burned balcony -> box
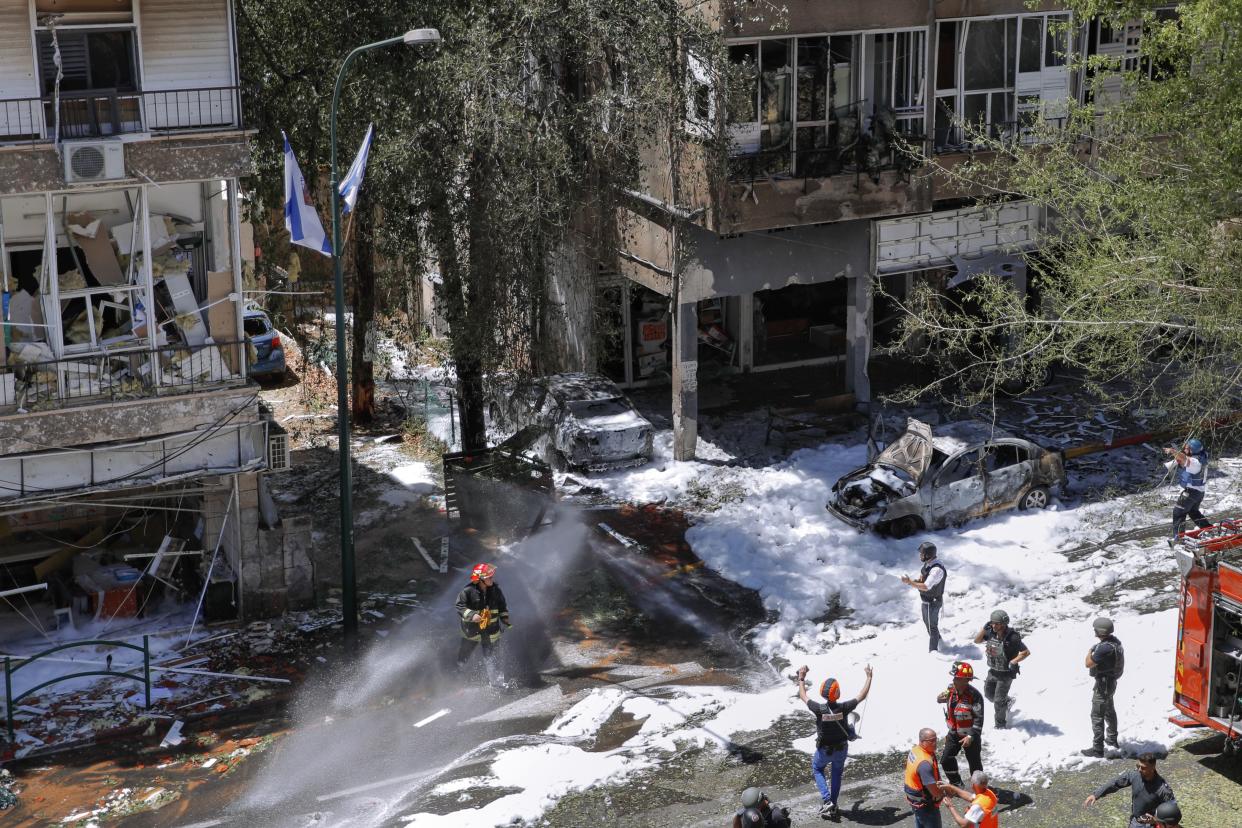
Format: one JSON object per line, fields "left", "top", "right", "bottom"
{"left": 0, "top": 86, "right": 243, "bottom": 145}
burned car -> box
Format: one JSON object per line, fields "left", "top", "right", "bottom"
{"left": 827, "top": 418, "right": 1066, "bottom": 537}
{"left": 489, "top": 373, "right": 654, "bottom": 472}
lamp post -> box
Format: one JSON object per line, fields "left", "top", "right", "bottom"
{"left": 329, "top": 27, "right": 441, "bottom": 648}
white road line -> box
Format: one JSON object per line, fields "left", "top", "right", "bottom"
{"left": 315, "top": 770, "right": 433, "bottom": 802}
{"left": 414, "top": 708, "right": 451, "bottom": 728}
{"left": 175, "top": 820, "right": 228, "bottom": 828}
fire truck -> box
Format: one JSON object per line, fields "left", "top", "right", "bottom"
{"left": 1170, "top": 520, "right": 1242, "bottom": 753}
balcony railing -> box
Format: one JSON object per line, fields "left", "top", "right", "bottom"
{"left": 729, "top": 102, "right": 926, "bottom": 186}
{"left": 1, "top": 339, "right": 249, "bottom": 414}
{"left": 0, "top": 86, "right": 242, "bottom": 145}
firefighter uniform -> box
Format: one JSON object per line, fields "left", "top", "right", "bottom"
{"left": 938, "top": 683, "right": 985, "bottom": 787}
{"left": 904, "top": 743, "right": 943, "bottom": 828}
{"left": 1089, "top": 631, "right": 1125, "bottom": 753}
{"left": 455, "top": 578, "right": 510, "bottom": 668}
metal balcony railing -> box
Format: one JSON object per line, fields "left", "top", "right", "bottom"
{"left": 728, "top": 102, "right": 926, "bottom": 186}
{"left": 1, "top": 339, "right": 249, "bottom": 413}
{"left": 0, "top": 86, "right": 242, "bottom": 144}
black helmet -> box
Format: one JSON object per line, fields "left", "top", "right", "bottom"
{"left": 990, "top": 609, "right": 1010, "bottom": 625}
{"left": 918, "top": 542, "right": 937, "bottom": 560}
{"left": 741, "top": 787, "right": 764, "bottom": 808}
{"left": 1093, "top": 617, "right": 1114, "bottom": 635}
{"left": 1154, "top": 801, "right": 1182, "bottom": 824}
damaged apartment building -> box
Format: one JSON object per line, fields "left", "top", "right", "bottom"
{"left": 595, "top": 0, "right": 1163, "bottom": 459}
{"left": 0, "top": 0, "right": 308, "bottom": 649}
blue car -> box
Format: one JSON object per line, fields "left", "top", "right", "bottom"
{"left": 244, "top": 308, "right": 286, "bottom": 380}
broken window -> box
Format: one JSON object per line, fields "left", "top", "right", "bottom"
{"left": 36, "top": 30, "right": 138, "bottom": 95}
{"left": 934, "top": 12, "right": 1074, "bottom": 151}
{"left": 729, "top": 28, "right": 926, "bottom": 180}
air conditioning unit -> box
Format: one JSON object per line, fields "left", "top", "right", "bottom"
{"left": 62, "top": 140, "right": 126, "bottom": 184}
{"left": 266, "top": 422, "right": 291, "bottom": 472}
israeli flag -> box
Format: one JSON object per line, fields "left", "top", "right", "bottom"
{"left": 338, "top": 123, "right": 374, "bottom": 215}
{"left": 283, "top": 131, "right": 332, "bottom": 256}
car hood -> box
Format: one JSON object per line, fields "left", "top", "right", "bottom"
{"left": 874, "top": 418, "right": 934, "bottom": 486}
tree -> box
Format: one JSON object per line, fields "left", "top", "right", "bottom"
{"left": 890, "top": 0, "right": 1242, "bottom": 428}
{"left": 238, "top": 0, "right": 730, "bottom": 449}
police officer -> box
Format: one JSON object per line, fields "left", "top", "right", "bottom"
{"left": 1083, "top": 752, "right": 1175, "bottom": 827}
{"left": 973, "top": 610, "right": 1029, "bottom": 729}
{"left": 1164, "top": 437, "right": 1211, "bottom": 542}
{"left": 937, "top": 661, "right": 985, "bottom": 787}
{"left": 455, "top": 563, "right": 512, "bottom": 687}
{"left": 902, "top": 542, "right": 947, "bottom": 652}
{"left": 1082, "top": 616, "right": 1124, "bottom": 757}
{"left": 732, "top": 787, "right": 792, "bottom": 828}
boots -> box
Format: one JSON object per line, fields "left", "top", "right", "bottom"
{"left": 1080, "top": 746, "right": 1104, "bottom": 758}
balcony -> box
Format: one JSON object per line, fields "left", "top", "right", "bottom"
{"left": 0, "top": 86, "right": 242, "bottom": 146}
{"left": 2, "top": 338, "right": 249, "bottom": 416}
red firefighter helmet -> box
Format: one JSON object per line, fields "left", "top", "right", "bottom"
{"left": 820, "top": 678, "right": 842, "bottom": 702}
{"left": 951, "top": 661, "right": 975, "bottom": 680}
{"left": 471, "top": 563, "right": 497, "bottom": 583}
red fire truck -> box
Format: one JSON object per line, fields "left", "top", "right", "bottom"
{"left": 1170, "top": 520, "right": 1242, "bottom": 753}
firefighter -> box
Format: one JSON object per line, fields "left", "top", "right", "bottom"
{"left": 731, "top": 787, "right": 792, "bottom": 828}
{"left": 942, "top": 770, "right": 999, "bottom": 828}
{"left": 1164, "top": 438, "right": 1211, "bottom": 543}
{"left": 797, "top": 663, "right": 873, "bottom": 820}
{"left": 1082, "top": 616, "right": 1125, "bottom": 757}
{"left": 937, "top": 661, "right": 985, "bottom": 787}
{"left": 904, "top": 727, "right": 948, "bottom": 828}
{"left": 972, "top": 610, "right": 1029, "bottom": 729}
{"left": 1153, "top": 801, "right": 1183, "bottom": 827}
{"left": 1083, "top": 752, "right": 1176, "bottom": 827}
{"left": 454, "top": 563, "right": 511, "bottom": 686}
{"left": 901, "top": 542, "right": 946, "bottom": 652}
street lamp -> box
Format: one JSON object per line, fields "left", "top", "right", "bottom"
{"left": 329, "top": 27, "right": 441, "bottom": 649}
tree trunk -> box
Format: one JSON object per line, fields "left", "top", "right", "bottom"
{"left": 455, "top": 356, "right": 487, "bottom": 452}
{"left": 350, "top": 192, "right": 376, "bottom": 424}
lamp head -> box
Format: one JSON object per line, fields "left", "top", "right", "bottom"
{"left": 403, "top": 28, "right": 441, "bottom": 46}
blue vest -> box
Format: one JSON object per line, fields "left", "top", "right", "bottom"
{"left": 1178, "top": 450, "right": 1208, "bottom": 489}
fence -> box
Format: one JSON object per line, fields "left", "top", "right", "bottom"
{"left": 4, "top": 637, "right": 151, "bottom": 742}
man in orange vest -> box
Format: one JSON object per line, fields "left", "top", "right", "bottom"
{"left": 904, "top": 727, "right": 948, "bottom": 828}
{"left": 943, "top": 770, "right": 999, "bottom": 827}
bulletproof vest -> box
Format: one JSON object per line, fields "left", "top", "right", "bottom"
{"left": 1090, "top": 635, "right": 1124, "bottom": 679}
{"left": 920, "top": 560, "right": 946, "bottom": 602}
{"left": 985, "top": 630, "right": 1018, "bottom": 674}
{"left": 1178, "top": 449, "right": 1208, "bottom": 488}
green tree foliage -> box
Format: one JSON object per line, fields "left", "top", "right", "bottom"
{"left": 891, "top": 0, "right": 1242, "bottom": 426}
{"left": 237, "top": 0, "right": 727, "bottom": 448}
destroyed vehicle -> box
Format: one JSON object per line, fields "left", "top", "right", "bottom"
{"left": 827, "top": 418, "right": 1066, "bottom": 537}
{"left": 244, "top": 309, "right": 285, "bottom": 380}
{"left": 489, "top": 373, "right": 654, "bottom": 471}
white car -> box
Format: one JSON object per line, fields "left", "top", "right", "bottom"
{"left": 489, "top": 373, "right": 654, "bottom": 472}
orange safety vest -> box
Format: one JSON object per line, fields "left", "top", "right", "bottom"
{"left": 944, "top": 688, "right": 978, "bottom": 733}
{"left": 966, "top": 788, "right": 999, "bottom": 828}
{"left": 903, "top": 744, "right": 941, "bottom": 808}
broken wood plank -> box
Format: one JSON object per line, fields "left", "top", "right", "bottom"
{"left": 412, "top": 537, "right": 439, "bottom": 572}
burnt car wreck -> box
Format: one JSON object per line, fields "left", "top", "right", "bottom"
{"left": 827, "top": 418, "right": 1067, "bottom": 537}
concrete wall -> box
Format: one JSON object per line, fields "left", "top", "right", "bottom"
{"left": 0, "top": 133, "right": 253, "bottom": 197}
{"left": 541, "top": 236, "right": 596, "bottom": 373}
{"left": 0, "top": 386, "right": 258, "bottom": 455}
{"left": 680, "top": 219, "right": 871, "bottom": 302}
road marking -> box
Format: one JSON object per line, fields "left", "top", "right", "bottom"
{"left": 414, "top": 708, "right": 450, "bottom": 728}
{"left": 176, "top": 820, "right": 228, "bottom": 828}
{"left": 315, "top": 770, "right": 433, "bottom": 802}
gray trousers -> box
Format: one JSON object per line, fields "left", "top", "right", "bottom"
{"left": 984, "top": 674, "right": 1014, "bottom": 728}
{"left": 921, "top": 600, "right": 942, "bottom": 651}
{"left": 1091, "top": 676, "right": 1119, "bottom": 749}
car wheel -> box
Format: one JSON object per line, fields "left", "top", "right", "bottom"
{"left": 885, "top": 516, "right": 923, "bottom": 539}
{"left": 1020, "top": 486, "right": 1049, "bottom": 510}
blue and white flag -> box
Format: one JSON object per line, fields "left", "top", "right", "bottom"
{"left": 338, "top": 123, "right": 374, "bottom": 215}
{"left": 283, "top": 131, "right": 332, "bottom": 256}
